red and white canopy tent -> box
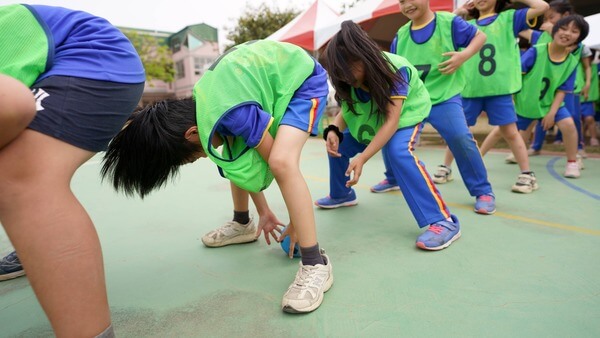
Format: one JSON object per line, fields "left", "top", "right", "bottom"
{"left": 266, "top": 0, "right": 340, "bottom": 52}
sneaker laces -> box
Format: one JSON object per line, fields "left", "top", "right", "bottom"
{"left": 207, "top": 221, "right": 245, "bottom": 238}
{"left": 427, "top": 225, "right": 444, "bottom": 234}
{"left": 0, "top": 252, "right": 21, "bottom": 268}
{"left": 478, "top": 195, "right": 493, "bottom": 202}
{"left": 516, "top": 174, "right": 534, "bottom": 186}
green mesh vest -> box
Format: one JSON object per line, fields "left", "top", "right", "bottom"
{"left": 194, "top": 40, "right": 315, "bottom": 192}
{"left": 0, "top": 4, "right": 49, "bottom": 86}
{"left": 342, "top": 52, "right": 431, "bottom": 145}
{"left": 462, "top": 10, "right": 522, "bottom": 98}
{"left": 572, "top": 45, "right": 585, "bottom": 94}
{"left": 394, "top": 12, "right": 465, "bottom": 105}
{"left": 581, "top": 63, "right": 599, "bottom": 103}
{"left": 514, "top": 43, "right": 578, "bottom": 119}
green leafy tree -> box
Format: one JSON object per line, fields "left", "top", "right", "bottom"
{"left": 340, "top": 0, "right": 365, "bottom": 14}
{"left": 124, "top": 31, "right": 175, "bottom": 83}
{"left": 224, "top": 3, "right": 299, "bottom": 51}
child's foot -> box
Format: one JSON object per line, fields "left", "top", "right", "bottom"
{"left": 0, "top": 251, "right": 26, "bottom": 281}
{"left": 590, "top": 138, "right": 599, "bottom": 147}
{"left": 201, "top": 219, "right": 257, "bottom": 247}
{"left": 511, "top": 172, "right": 539, "bottom": 194}
{"left": 474, "top": 194, "right": 496, "bottom": 215}
{"left": 577, "top": 154, "right": 585, "bottom": 170}
{"left": 564, "top": 162, "right": 580, "bottom": 178}
{"left": 416, "top": 215, "right": 461, "bottom": 251}
{"left": 505, "top": 153, "right": 518, "bottom": 164}
{"left": 432, "top": 165, "right": 453, "bottom": 184}
{"left": 370, "top": 179, "right": 400, "bottom": 193}
{"left": 314, "top": 190, "right": 358, "bottom": 209}
{"left": 527, "top": 148, "right": 541, "bottom": 156}
{"left": 282, "top": 250, "right": 333, "bottom": 313}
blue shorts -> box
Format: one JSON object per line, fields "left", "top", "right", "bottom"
{"left": 29, "top": 76, "right": 144, "bottom": 152}
{"left": 280, "top": 95, "right": 326, "bottom": 136}
{"left": 581, "top": 102, "right": 595, "bottom": 118}
{"left": 516, "top": 106, "right": 572, "bottom": 131}
{"left": 463, "top": 94, "right": 518, "bottom": 126}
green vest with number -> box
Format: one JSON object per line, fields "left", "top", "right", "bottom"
{"left": 582, "top": 63, "right": 599, "bottom": 103}
{"left": 194, "top": 40, "right": 316, "bottom": 192}
{"left": 462, "top": 10, "right": 522, "bottom": 98}
{"left": 342, "top": 53, "right": 431, "bottom": 145}
{"left": 393, "top": 12, "right": 465, "bottom": 105}
{"left": 514, "top": 44, "right": 578, "bottom": 119}
{"left": 0, "top": 4, "right": 49, "bottom": 86}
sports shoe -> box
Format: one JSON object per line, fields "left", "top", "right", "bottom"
{"left": 314, "top": 190, "right": 357, "bottom": 209}
{"left": 416, "top": 215, "right": 461, "bottom": 251}
{"left": 511, "top": 172, "right": 539, "bottom": 194}
{"left": 505, "top": 153, "right": 518, "bottom": 164}
{"left": 432, "top": 165, "right": 453, "bottom": 184}
{"left": 578, "top": 149, "right": 588, "bottom": 159}
{"left": 0, "top": 251, "right": 25, "bottom": 281}
{"left": 474, "top": 194, "right": 496, "bottom": 215}
{"left": 370, "top": 179, "right": 400, "bottom": 193}
{"left": 282, "top": 249, "right": 333, "bottom": 313}
{"left": 201, "top": 219, "right": 257, "bottom": 247}
{"left": 576, "top": 154, "right": 585, "bottom": 170}
{"left": 527, "top": 148, "right": 541, "bottom": 156}
{"left": 590, "top": 138, "right": 599, "bottom": 147}
{"left": 564, "top": 162, "right": 580, "bottom": 178}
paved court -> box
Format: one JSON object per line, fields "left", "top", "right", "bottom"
{"left": 1, "top": 138, "right": 599, "bottom": 337}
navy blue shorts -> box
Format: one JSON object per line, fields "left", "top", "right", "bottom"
{"left": 29, "top": 76, "right": 144, "bottom": 152}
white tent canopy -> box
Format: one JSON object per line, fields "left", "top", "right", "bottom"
{"left": 583, "top": 13, "right": 600, "bottom": 50}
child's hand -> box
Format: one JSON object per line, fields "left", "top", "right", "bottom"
{"left": 326, "top": 133, "right": 342, "bottom": 157}
{"left": 439, "top": 51, "right": 468, "bottom": 75}
{"left": 541, "top": 114, "right": 555, "bottom": 131}
{"left": 255, "top": 211, "right": 284, "bottom": 245}
{"left": 278, "top": 223, "right": 298, "bottom": 259}
{"left": 345, "top": 156, "right": 365, "bottom": 187}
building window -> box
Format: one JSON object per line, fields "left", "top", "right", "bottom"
{"left": 194, "top": 57, "right": 215, "bottom": 76}
{"left": 171, "top": 37, "right": 181, "bottom": 53}
{"left": 175, "top": 60, "right": 185, "bottom": 80}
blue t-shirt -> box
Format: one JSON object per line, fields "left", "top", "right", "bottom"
{"left": 477, "top": 8, "right": 530, "bottom": 37}
{"left": 216, "top": 61, "right": 328, "bottom": 148}
{"left": 390, "top": 14, "right": 477, "bottom": 52}
{"left": 521, "top": 47, "right": 576, "bottom": 91}
{"left": 28, "top": 4, "right": 145, "bottom": 84}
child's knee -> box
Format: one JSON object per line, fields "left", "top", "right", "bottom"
{"left": 0, "top": 75, "right": 36, "bottom": 128}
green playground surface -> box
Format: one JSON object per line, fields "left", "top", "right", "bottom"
{"left": 1, "top": 137, "right": 599, "bottom": 337}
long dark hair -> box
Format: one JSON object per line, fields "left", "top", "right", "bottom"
{"left": 468, "top": 0, "right": 512, "bottom": 19}
{"left": 322, "top": 20, "right": 402, "bottom": 119}
{"left": 101, "top": 98, "right": 200, "bottom": 198}
{"left": 549, "top": 0, "right": 574, "bottom": 15}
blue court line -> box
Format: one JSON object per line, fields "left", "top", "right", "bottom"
{"left": 546, "top": 157, "right": 600, "bottom": 201}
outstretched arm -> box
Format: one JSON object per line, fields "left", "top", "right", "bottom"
{"left": 515, "top": 0, "right": 549, "bottom": 21}
{"left": 439, "top": 30, "right": 486, "bottom": 75}
{"left": 248, "top": 191, "right": 285, "bottom": 245}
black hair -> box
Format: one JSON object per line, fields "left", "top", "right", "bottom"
{"left": 321, "top": 20, "right": 403, "bottom": 119}
{"left": 552, "top": 14, "right": 589, "bottom": 44}
{"left": 468, "top": 0, "right": 512, "bottom": 19}
{"left": 548, "top": 0, "right": 574, "bottom": 15}
{"left": 101, "top": 98, "right": 200, "bottom": 198}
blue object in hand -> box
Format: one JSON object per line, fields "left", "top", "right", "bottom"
{"left": 280, "top": 225, "right": 301, "bottom": 258}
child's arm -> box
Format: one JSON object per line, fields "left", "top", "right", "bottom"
{"left": 439, "top": 30, "right": 486, "bottom": 75}
{"left": 581, "top": 55, "right": 592, "bottom": 100}
{"left": 324, "top": 112, "right": 348, "bottom": 158}
{"left": 541, "top": 90, "right": 566, "bottom": 131}
{"left": 453, "top": 0, "right": 473, "bottom": 18}
{"left": 514, "top": 0, "right": 549, "bottom": 21}
{"left": 344, "top": 98, "right": 402, "bottom": 187}
{"left": 249, "top": 191, "right": 285, "bottom": 245}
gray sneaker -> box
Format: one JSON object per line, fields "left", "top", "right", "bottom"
{"left": 432, "top": 165, "right": 453, "bottom": 184}
{"left": 0, "top": 251, "right": 26, "bottom": 281}
{"left": 511, "top": 173, "right": 539, "bottom": 194}
{"left": 201, "top": 219, "right": 257, "bottom": 247}
{"left": 282, "top": 250, "right": 333, "bottom": 313}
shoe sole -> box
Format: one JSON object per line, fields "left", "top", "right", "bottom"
{"left": 201, "top": 233, "right": 257, "bottom": 248}
{"left": 370, "top": 187, "right": 400, "bottom": 193}
{"left": 0, "top": 270, "right": 26, "bottom": 281}
{"left": 511, "top": 183, "right": 539, "bottom": 194}
{"left": 432, "top": 176, "right": 453, "bottom": 184}
{"left": 474, "top": 208, "right": 496, "bottom": 215}
{"left": 314, "top": 200, "right": 358, "bottom": 209}
{"left": 282, "top": 273, "right": 334, "bottom": 314}
{"left": 416, "top": 231, "right": 461, "bottom": 251}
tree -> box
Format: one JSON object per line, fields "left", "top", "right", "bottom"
{"left": 124, "top": 31, "right": 175, "bottom": 83}
{"left": 224, "top": 3, "right": 299, "bottom": 51}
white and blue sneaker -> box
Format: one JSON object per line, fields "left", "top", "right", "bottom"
{"left": 370, "top": 179, "right": 400, "bottom": 193}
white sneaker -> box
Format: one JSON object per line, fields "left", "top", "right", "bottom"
{"left": 564, "top": 162, "right": 580, "bottom": 178}
{"left": 201, "top": 219, "right": 257, "bottom": 247}
{"left": 432, "top": 165, "right": 453, "bottom": 184}
{"left": 527, "top": 148, "right": 540, "bottom": 156}
{"left": 576, "top": 154, "right": 585, "bottom": 170}
{"left": 578, "top": 149, "right": 588, "bottom": 159}
{"left": 505, "top": 153, "right": 518, "bottom": 164}
{"left": 511, "top": 173, "right": 539, "bottom": 194}
{"left": 282, "top": 250, "right": 333, "bottom": 313}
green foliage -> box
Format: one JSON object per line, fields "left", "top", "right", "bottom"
{"left": 224, "top": 3, "right": 299, "bottom": 51}
{"left": 340, "top": 0, "right": 366, "bottom": 14}
{"left": 124, "top": 31, "right": 175, "bottom": 83}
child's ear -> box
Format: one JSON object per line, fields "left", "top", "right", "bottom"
{"left": 184, "top": 126, "right": 199, "bottom": 141}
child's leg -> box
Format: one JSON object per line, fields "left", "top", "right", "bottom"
{"left": 479, "top": 126, "right": 502, "bottom": 156}
{"left": 326, "top": 130, "right": 364, "bottom": 198}
{"left": 498, "top": 123, "right": 530, "bottom": 172}
{"left": 584, "top": 115, "right": 599, "bottom": 145}
{"left": 531, "top": 121, "right": 546, "bottom": 151}
{"left": 556, "top": 117, "right": 578, "bottom": 161}
{"left": 0, "top": 74, "right": 36, "bottom": 149}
